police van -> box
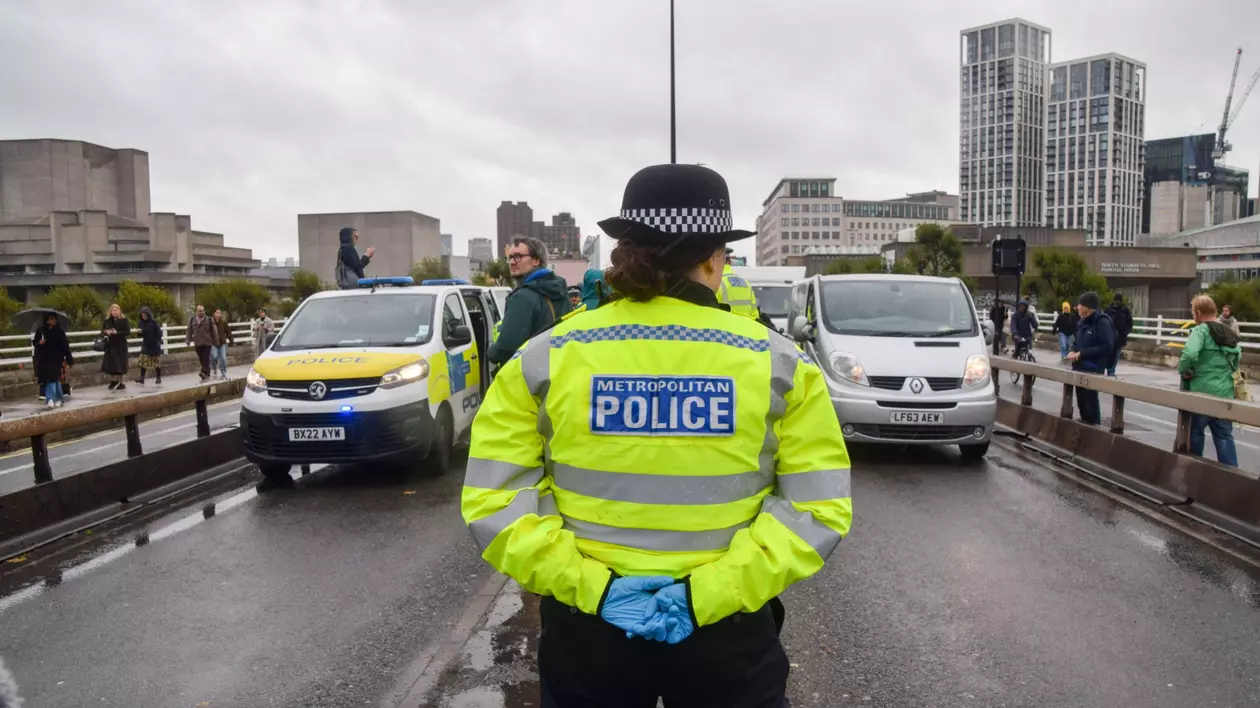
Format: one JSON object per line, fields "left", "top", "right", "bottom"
{"left": 239, "top": 277, "right": 501, "bottom": 482}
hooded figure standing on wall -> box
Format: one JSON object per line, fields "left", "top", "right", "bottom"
{"left": 335, "top": 227, "right": 376, "bottom": 289}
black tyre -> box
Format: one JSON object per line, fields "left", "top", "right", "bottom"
{"left": 258, "top": 463, "right": 293, "bottom": 484}
{"left": 422, "top": 408, "right": 454, "bottom": 476}
{"left": 959, "top": 441, "right": 990, "bottom": 461}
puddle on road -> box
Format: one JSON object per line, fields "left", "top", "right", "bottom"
{"left": 0, "top": 483, "right": 263, "bottom": 615}
{"left": 429, "top": 583, "right": 539, "bottom": 707}
{"left": 442, "top": 685, "right": 505, "bottom": 708}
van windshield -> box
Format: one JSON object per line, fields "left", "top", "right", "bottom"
{"left": 273, "top": 293, "right": 436, "bottom": 351}
{"left": 819, "top": 279, "right": 977, "bottom": 337}
{"left": 752, "top": 285, "right": 791, "bottom": 317}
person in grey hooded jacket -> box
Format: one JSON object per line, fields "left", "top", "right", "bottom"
{"left": 335, "top": 227, "right": 375, "bottom": 289}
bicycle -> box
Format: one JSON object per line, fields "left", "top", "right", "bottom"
{"left": 1008, "top": 337, "right": 1036, "bottom": 384}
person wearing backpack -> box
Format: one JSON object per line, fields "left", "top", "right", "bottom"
{"left": 1105, "top": 293, "right": 1133, "bottom": 376}
{"left": 335, "top": 227, "right": 375, "bottom": 289}
{"left": 486, "top": 236, "right": 571, "bottom": 366}
{"left": 1177, "top": 295, "right": 1241, "bottom": 467}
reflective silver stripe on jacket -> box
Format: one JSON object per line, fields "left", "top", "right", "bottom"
{"left": 465, "top": 458, "right": 544, "bottom": 490}
{"left": 562, "top": 515, "right": 753, "bottom": 553}
{"left": 551, "top": 463, "right": 772, "bottom": 505}
{"left": 469, "top": 488, "right": 541, "bottom": 551}
{"left": 762, "top": 497, "right": 843, "bottom": 559}
{"left": 776, "top": 468, "right": 852, "bottom": 503}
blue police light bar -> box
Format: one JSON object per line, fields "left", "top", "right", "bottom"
{"left": 358, "top": 276, "right": 415, "bottom": 288}
{"left": 420, "top": 278, "right": 471, "bottom": 285}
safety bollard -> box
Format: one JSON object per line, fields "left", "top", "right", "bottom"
{"left": 125, "top": 414, "right": 143, "bottom": 458}
{"left": 195, "top": 399, "right": 210, "bottom": 438}
{"left": 31, "top": 434, "right": 53, "bottom": 484}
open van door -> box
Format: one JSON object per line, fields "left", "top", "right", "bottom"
{"left": 460, "top": 288, "right": 501, "bottom": 394}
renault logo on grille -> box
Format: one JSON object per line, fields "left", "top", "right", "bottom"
{"left": 909, "top": 378, "right": 925, "bottom": 394}
{"left": 308, "top": 381, "right": 328, "bottom": 400}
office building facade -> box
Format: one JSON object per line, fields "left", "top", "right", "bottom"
{"left": 1142, "top": 134, "right": 1250, "bottom": 237}
{"left": 1045, "top": 53, "right": 1147, "bottom": 246}
{"left": 959, "top": 18, "right": 1052, "bottom": 227}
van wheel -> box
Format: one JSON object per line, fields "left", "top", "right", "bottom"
{"left": 959, "top": 441, "right": 990, "bottom": 461}
{"left": 422, "top": 408, "right": 454, "bottom": 476}
{"left": 258, "top": 463, "right": 293, "bottom": 484}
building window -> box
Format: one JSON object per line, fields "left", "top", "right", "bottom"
{"left": 781, "top": 204, "right": 789, "bottom": 213}
{"left": 781, "top": 245, "right": 789, "bottom": 254}
{"left": 791, "top": 204, "right": 800, "bottom": 213}
{"left": 810, "top": 217, "right": 818, "bottom": 226}
{"left": 822, "top": 217, "right": 830, "bottom": 226}
{"left": 780, "top": 218, "right": 788, "bottom": 227}
{"left": 813, "top": 231, "right": 821, "bottom": 240}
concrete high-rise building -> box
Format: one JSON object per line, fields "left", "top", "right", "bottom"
{"left": 440, "top": 233, "right": 453, "bottom": 257}
{"left": 755, "top": 179, "right": 960, "bottom": 265}
{"left": 1142, "top": 134, "right": 1250, "bottom": 237}
{"left": 468, "top": 237, "right": 494, "bottom": 273}
{"left": 1045, "top": 53, "right": 1147, "bottom": 246}
{"left": 496, "top": 201, "right": 535, "bottom": 255}
{"left": 542, "top": 212, "right": 582, "bottom": 259}
{"left": 959, "top": 18, "right": 1052, "bottom": 227}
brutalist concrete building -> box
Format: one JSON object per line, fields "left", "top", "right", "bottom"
{"left": 297, "top": 211, "right": 442, "bottom": 284}
{"left": 0, "top": 139, "right": 266, "bottom": 306}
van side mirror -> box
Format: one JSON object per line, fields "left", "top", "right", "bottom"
{"left": 264, "top": 332, "right": 278, "bottom": 348}
{"left": 447, "top": 324, "right": 472, "bottom": 346}
{"left": 789, "top": 315, "right": 814, "bottom": 342}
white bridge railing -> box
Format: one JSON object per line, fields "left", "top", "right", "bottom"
{"left": 977, "top": 310, "right": 1260, "bottom": 352}
{"left": 0, "top": 319, "right": 287, "bottom": 370}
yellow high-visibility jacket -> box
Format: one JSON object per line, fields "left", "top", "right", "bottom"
{"left": 718, "top": 264, "right": 759, "bottom": 319}
{"left": 461, "top": 291, "right": 852, "bottom": 626}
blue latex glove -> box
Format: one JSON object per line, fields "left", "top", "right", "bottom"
{"left": 600, "top": 576, "right": 676, "bottom": 637}
{"left": 632, "top": 583, "right": 695, "bottom": 644}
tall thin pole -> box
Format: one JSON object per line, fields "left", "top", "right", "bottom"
{"left": 669, "top": 0, "right": 676, "bottom": 164}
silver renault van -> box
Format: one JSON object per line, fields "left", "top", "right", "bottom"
{"left": 788, "top": 274, "right": 996, "bottom": 459}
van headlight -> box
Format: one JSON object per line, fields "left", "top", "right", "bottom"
{"left": 246, "top": 368, "right": 267, "bottom": 393}
{"left": 963, "top": 354, "right": 990, "bottom": 387}
{"left": 380, "top": 360, "right": 429, "bottom": 389}
{"left": 826, "top": 351, "right": 869, "bottom": 386}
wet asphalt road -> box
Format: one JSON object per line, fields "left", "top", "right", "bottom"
{"left": 3, "top": 440, "right": 1260, "bottom": 707}
{"left": 0, "top": 400, "right": 242, "bottom": 495}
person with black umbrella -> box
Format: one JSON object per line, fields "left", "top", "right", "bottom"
{"left": 33, "top": 312, "right": 73, "bottom": 409}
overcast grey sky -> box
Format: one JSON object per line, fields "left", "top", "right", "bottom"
{"left": 2, "top": 0, "right": 1258, "bottom": 265}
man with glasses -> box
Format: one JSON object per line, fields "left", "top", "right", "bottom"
{"left": 486, "top": 236, "right": 572, "bottom": 366}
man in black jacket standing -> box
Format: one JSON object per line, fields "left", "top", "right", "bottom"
{"left": 1067, "top": 291, "right": 1116, "bottom": 425}
{"left": 486, "top": 237, "right": 572, "bottom": 366}
{"left": 1105, "top": 294, "right": 1133, "bottom": 376}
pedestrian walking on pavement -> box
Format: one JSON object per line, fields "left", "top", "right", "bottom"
{"left": 186, "top": 305, "right": 217, "bottom": 381}
{"left": 1177, "top": 295, "right": 1241, "bottom": 467}
{"left": 1219, "top": 304, "right": 1241, "bottom": 336}
{"left": 463, "top": 164, "right": 853, "bottom": 708}
{"left": 1052, "top": 301, "right": 1078, "bottom": 360}
{"left": 251, "top": 307, "right": 275, "bottom": 358}
{"left": 134, "top": 306, "right": 164, "bottom": 385}
{"left": 1105, "top": 293, "right": 1133, "bottom": 376}
{"left": 1066, "top": 291, "right": 1115, "bottom": 425}
{"left": 211, "top": 309, "right": 233, "bottom": 380}
{"left": 33, "top": 312, "right": 73, "bottom": 409}
{"left": 101, "top": 303, "right": 130, "bottom": 391}
{"left": 485, "top": 236, "right": 571, "bottom": 366}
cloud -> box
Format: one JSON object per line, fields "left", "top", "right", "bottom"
{"left": 1, "top": 0, "right": 1258, "bottom": 266}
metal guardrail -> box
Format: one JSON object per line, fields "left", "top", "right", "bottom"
{"left": 0, "top": 377, "right": 246, "bottom": 485}
{"left": 976, "top": 310, "right": 1260, "bottom": 351}
{"left": 0, "top": 319, "right": 286, "bottom": 369}
{"left": 990, "top": 356, "right": 1260, "bottom": 453}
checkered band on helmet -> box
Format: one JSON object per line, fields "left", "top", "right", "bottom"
{"left": 619, "top": 207, "right": 734, "bottom": 234}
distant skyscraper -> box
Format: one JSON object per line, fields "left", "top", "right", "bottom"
{"left": 468, "top": 237, "right": 493, "bottom": 271}
{"left": 1045, "top": 53, "right": 1146, "bottom": 246}
{"left": 959, "top": 18, "right": 1052, "bottom": 227}
{"left": 542, "top": 212, "right": 582, "bottom": 259}
{"left": 440, "top": 233, "right": 452, "bottom": 257}
{"left": 496, "top": 201, "right": 535, "bottom": 255}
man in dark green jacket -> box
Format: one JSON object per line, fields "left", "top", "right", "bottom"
{"left": 487, "top": 237, "right": 572, "bottom": 365}
{"left": 1177, "top": 294, "right": 1241, "bottom": 467}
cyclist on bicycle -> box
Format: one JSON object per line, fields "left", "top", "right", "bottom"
{"left": 1010, "top": 299, "right": 1038, "bottom": 358}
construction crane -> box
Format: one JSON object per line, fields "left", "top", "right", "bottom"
{"left": 1214, "top": 48, "right": 1246, "bottom": 162}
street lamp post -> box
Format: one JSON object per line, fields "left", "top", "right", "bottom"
{"left": 670, "top": 0, "right": 676, "bottom": 164}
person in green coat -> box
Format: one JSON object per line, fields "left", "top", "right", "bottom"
{"left": 487, "top": 237, "right": 572, "bottom": 366}
{"left": 1177, "top": 295, "right": 1241, "bottom": 466}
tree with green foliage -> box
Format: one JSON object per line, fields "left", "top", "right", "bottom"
{"left": 1206, "top": 278, "right": 1260, "bottom": 321}
{"left": 825, "top": 256, "right": 886, "bottom": 275}
{"left": 115, "top": 280, "right": 183, "bottom": 325}
{"left": 484, "top": 258, "right": 511, "bottom": 286}
{"left": 410, "top": 258, "right": 452, "bottom": 283}
{"left": 0, "top": 286, "right": 23, "bottom": 335}
{"left": 290, "top": 269, "right": 327, "bottom": 302}
{"left": 905, "top": 223, "right": 963, "bottom": 277}
{"left": 40, "top": 285, "right": 106, "bottom": 331}
{"left": 1023, "top": 247, "right": 1111, "bottom": 309}
{"left": 890, "top": 258, "right": 917, "bottom": 275}
{"left": 196, "top": 279, "right": 273, "bottom": 322}
{"left": 471, "top": 272, "right": 494, "bottom": 286}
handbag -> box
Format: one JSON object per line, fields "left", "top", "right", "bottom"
{"left": 92, "top": 335, "right": 108, "bottom": 353}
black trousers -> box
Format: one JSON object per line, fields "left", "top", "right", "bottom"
{"left": 195, "top": 345, "right": 211, "bottom": 377}
{"left": 538, "top": 595, "right": 789, "bottom": 708}
{"left": 1076, "top": 386, "right": 1101, "bottom": 425}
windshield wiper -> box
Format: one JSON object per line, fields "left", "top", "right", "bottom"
{"left": 921, "top": 328, "right": 973, "bottom": 337}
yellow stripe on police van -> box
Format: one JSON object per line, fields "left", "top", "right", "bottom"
{"left": 252, "top": 352, "right": 422, "bottom": 380}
